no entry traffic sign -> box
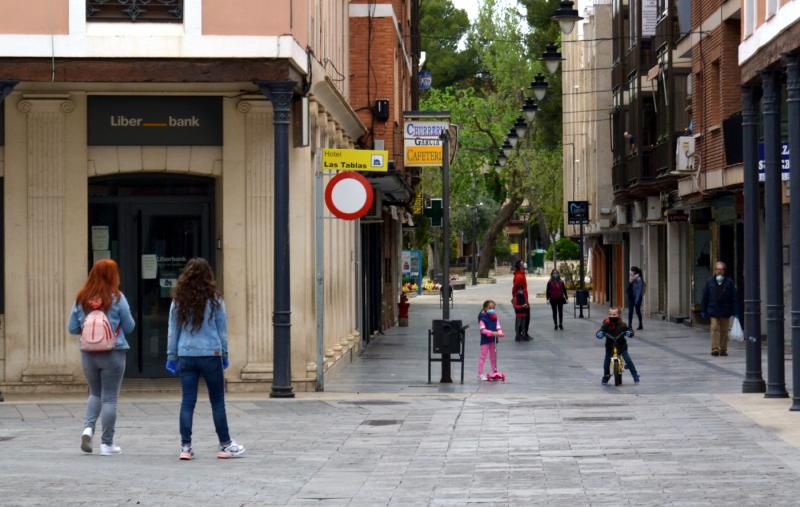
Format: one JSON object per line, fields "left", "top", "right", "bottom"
{"left": 324, "top": 172, "right": 375, "bottom": 220}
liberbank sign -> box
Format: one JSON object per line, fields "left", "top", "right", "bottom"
{"left": 88, "top": 96, "right": 222, "bottom": 146}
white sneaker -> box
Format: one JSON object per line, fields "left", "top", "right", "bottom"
{"left": 179, "top": 444, "right": 194, "bottom": 461}
{"left": 99, "top": 443, "right": 122, "bottom": 456}
{"left": 80, "top": 427, "right": 93, "bottom": 453}
{"left": 217, "top": 440, "right": 246, "bottom": 459}
{"left": 479, "top": 374, "right": 488, "bottom": 381}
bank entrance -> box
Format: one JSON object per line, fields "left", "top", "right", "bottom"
{"left": 88, "top": 174, "right": 215, "bottom": 378}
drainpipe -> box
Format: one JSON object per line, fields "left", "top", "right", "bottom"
{"left": 314, "top": 148, "right": 325, "bottom": 392}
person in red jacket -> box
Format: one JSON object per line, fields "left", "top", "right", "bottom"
{"left": 546, "top": 269, "right": 568, "bottom": 330}
{"left": 513, "top": 285, "right": 531, "bottom": 341}
{"left": 512, "top": 260, "right": 532, "bottom": 339}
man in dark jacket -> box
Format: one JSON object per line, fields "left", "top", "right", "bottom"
{"left": 700, "top": 261, "right": 740, "bottom": 357}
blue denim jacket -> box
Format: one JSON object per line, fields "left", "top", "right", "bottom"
{"left": 67, "top": 293, "right": 136, "bottom": 350}
{"left": 167, "top": 298, "right": 228, "bottom": 360}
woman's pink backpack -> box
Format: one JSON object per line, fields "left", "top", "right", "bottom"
{"left": 80, "top": 300, "right": 119, "bottom": 352}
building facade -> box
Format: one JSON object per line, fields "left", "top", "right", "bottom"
{"left": 349, "top": 0, "right": 416, "bottom": 338}
{"left": 560, "top": 0, "right": 615, "bottom": 306}
{"left": 0, "top": 0, "right": 417, "bottom": 394}
{"left": 737, "top": 0, "right": 800, "bottom": 396}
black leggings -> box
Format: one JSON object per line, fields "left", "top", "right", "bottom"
{"left": 550, "top": 302, "right": 564, "bottom": 326}
{"left": 628, "top": 303, "right": 642, "bottom": 328}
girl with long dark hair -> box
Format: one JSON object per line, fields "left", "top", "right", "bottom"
{"left": 68, "top": 259, "right": 135, "bottom": 455}
{"left": 166, "top": 258, "right": 245, "bottom": 460}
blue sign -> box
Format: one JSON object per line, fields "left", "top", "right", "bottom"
{"left": 758, "top": 143, "right": 790, "bottom": 182}
{"left": 419, "top": 70, "right": 432, "bottom": 92}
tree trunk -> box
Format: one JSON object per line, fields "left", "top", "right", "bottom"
{"left": 536, "top": 208, "right": 551, "bottom": 249}
{"left": 477, "top": 197, "right": 523, "bottom": 278}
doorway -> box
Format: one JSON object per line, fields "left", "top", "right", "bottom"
{"left": 88, "top": 174, "right": 215, "bottom": 378}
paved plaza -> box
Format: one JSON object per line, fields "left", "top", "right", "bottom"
{"left": 3, "top": 275, "right": 800, "bottom": 506}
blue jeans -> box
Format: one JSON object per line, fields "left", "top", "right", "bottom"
{"left": 603, "top": 350, "right": 638, "bottom": 377}
{"left": 178, "top": 356, "right": 231, "bottom": 446}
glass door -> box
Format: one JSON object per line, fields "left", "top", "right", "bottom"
{"left": 127, "top": 203, "right": 210, "bottom": 378}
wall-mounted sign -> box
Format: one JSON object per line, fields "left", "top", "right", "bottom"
{"left": 403, "top": 113, "right": 450, "bottom": 167}
{"left": 667, "top": 212, "right": 689, "bottom": 223}
{"left": 568, "top": 201, "right": 590, "bottom": 225}
{"left": 758, "top": 142, "right": 790, "bottom": 181}
{"left": 88, "top": 96, "right": 222, "bottom": 146}
{"left": 324, "top": 172, "right": 375, "bottom": 220}
{"left": 322, "top": 148, "right": 388, "bottom": 172}
{"left": 419, "top": 71, "right": 432, "bottom": 91}
{"left": 642, "top": 0, "right": 658, "bottom": 37}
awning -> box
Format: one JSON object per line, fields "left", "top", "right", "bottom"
{"left": 365, "top": 171, "right": 414, "bottom": 206}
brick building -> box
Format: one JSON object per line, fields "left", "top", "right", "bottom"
{"left": 349, "top": 1, "right": 416, "bottom": 337}
{"left": 670, "top": 0, "right": 746, "bottom": 328}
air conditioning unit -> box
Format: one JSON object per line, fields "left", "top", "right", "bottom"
{"left": 646, "top": 195, "right": 662, "bottom": 221}
{"left": 360, "top": 192, "right": 383, "bottom": 223}
{"left": 615, "top": 204, "right": 628, "bottom": 225}
{"left": 632, "top": 201, "right": 645, "bottom": 224}
{"left": 674, "top": 136, "right": 696, "bottom": 173}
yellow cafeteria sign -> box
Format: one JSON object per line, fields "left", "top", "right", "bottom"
{"left": 405, "top": 146, "right": 443, "bottom": 166}
{"left": 323, "top": 149, "right": 388, "bottom": 172}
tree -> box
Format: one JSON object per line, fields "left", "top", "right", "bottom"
{"left": 416, "top": 0, "right": 564, "bottom": 278}
{"left": 420, "top": 0, "right": 480, "bottom": 89}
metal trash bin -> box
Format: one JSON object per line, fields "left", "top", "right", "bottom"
{"left": 432, "top": 319, "right": 463, "bottom": 354}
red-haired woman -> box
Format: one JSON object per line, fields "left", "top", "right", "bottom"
{"left": 68, "top": 259, "right": 135, "bottom": 456}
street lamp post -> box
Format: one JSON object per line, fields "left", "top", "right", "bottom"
{"left": 471, "top": 205, "right": 479, "bottom": 286}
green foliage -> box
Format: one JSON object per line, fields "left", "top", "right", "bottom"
{"left": 414, "top": 0, "right": 564, "bottom": 262}
{"left": 545, "top": 238, "right": 580, "bottom": 261}
{"left": 420, "top": 0, "right": 480, "bottom": 89}
{"left": 493, "top": 233, "right": 512, "bottom": 260}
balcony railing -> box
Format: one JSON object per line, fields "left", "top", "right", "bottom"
{"left": 86, "top": 0, "right": 183, "bottom": 22}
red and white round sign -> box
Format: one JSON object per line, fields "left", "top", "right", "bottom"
{"left": 324, "top": 172, "right": 375, "bottom": 220}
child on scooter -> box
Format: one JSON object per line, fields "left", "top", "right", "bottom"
{"left": 596, "top": 307, "right": 640, "bottom": 385}
{"left": 478, "top": 300, "right": 504, "bottom": 381}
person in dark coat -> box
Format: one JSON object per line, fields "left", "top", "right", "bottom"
{"left": 700, "top": 261, "right": 740, "bottom": 357}
{"left": 545, "top": 270, "right": 568, "bottom": 330}
{"left": 626, "top": 266, "right": 645, "bottom": 330}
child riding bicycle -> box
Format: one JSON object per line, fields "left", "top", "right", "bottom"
{"left": 596, "top": 307, "right": 640, "bottom": 385}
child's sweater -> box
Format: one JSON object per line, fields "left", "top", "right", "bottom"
{"left": 478, "top": 312, "right": 502, "bottom": 345}
{"left": 513, "top": 291, "right": 528, "bottom": 318}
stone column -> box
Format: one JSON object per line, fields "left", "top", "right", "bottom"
{"left": 236, "top": 99, "right": 275, "bottom": 383}
{"left": 10, "top": 96, "right": 76, "bottom": 383}
{"left": 761, "top": 70, "right": 788, "bottom": 398}
{"left": 741, "top": 84, "right": 766, "bottom": 393}
{"left": 785, "top": 56, "right": 800, "bottom": 408}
